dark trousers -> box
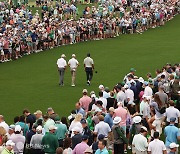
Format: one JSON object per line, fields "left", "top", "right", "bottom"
{"left": 85, "top": 67, "right": 93, "bottom": 81}
{"left": 31, "top": 149, "right": 44, "bottom": 154}
{"left": 58, "top": 68, "right": 65, "bottom": 85}
{"left": 114, "top": 143, "right": 124, "bottom": 154}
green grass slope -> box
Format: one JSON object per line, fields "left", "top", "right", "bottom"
{"left": 0, "top": 15, "right": 179, "bottom": 124}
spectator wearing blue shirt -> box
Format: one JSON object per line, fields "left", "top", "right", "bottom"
{"left": 164, "top": 117, "right": 180, "bottom": 152}
{"left": 75, "top": 102, "right": 85, "bottom": 117}
{"left": 95, "top": 140, "right": 109, "bottom": 154}
{"left": 104, "top": 107, "right": 114, "bottom": 128}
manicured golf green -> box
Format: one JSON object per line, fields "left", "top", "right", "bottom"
{"left": 0, "top": 15, "right": 180, "bottom": 124}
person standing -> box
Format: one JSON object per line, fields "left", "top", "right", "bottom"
{"left": 57, "top": 54, "right": 67, "bottom": 86}
{"left": 84, "top": 53, "right": 94, "bottom": 86}
{"left": 68, "top": 54, "right": 79, "bottom": 87}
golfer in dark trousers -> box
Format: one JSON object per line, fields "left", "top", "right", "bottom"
{"left": 83, "top": 53, "right": 94, "bottom": 85}
{"left": 57, "top": 54, "right": 67, "bottom": 86}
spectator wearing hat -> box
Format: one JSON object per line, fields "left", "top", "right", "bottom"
{"left": 0, "top": 115, "right": 9, "bottom": 133}
{"left": 57, "top": 54, "right": 67, "bottom": 86}
{"left": 143, "top": 81, "right": 153, "bottom": 97}
{"left": 132, "top": 126, "right": 148, "bottom": 154}
{"left": 80, "top": 119, "right": 93, "bottom": 146}
{"left": 163, "top": 100, "right": 180, "bottom": 127}
{"left": 75, "top": 102, "right": 85, "bottom": 117}
{"left": 68, "top": 54, "right": 79, "bottom": 87}
{"left": 43, "top": 115, "right": 55, "bottom": 133}
{"left": 148, "top": 131, "right": 166, "bottom": 154}
{"left": 83, "top": 53, "right": 94, "bottom": 86}
{"left": 98, "top": 91, "right": 107, "bottom": 109}
{"left": 72, "top": 135, "right": 89, "bottom": 154}
{"left": 116, "top": 85, "right": 126, "bottom": 107}
{"left": 124, "top": 84, "right": 134, "bottom": 104}
{"left": 23, "top": 109, "right": 36, "bottom": 130}
{"left": 99, "top": 85, "right": 110, "bottom": 99}
{"left": 1, "top": 140, "right": 15, "bottom": 154}
{"left": 95, "top": 140, "right": 109, "bottom": 154}
{"left": 30, "top": 125, "right": 44, "bottom": 154}
{"left": 123, "top": 68, "right": 136, "bottom": 84}
{"left": 47, "top": 107, "right": 60, "bottom": 121}
{"left": 79, "top": 89, "right": 92, "bottom": 112}
{"left": 92, "top": 134, "right": 105, "bottom": 153}
{"left": 8, "top": 125, "right": 15, "bottom": 139}
{"left": 104, "top": 107, "right": 115, "bottom": 128}
{"left": 164, "top": 117, "right": 180, "bottom": 153}
{"left": 42, "top": 125, "right": 59, "bottom": 154}
{"left": 55, "top": 119, "right": 68, "bottom": 147}
{"left": 168, "top": 143, "right": 179, "bottom": 154}
{"left": 114, "top": 102, "right": 128, "bottom": 135}
{"left": 112, "top": 116, "right": 128, "bottom": 154}
{"left": 11, "top": 125, "right": 25, "bottom": 154}
{"left": 71, "top": 127, "right": 82, "bottom": 149}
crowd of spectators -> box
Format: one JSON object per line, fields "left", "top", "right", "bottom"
{"left": 0, "top": 63, "right": 179, "bottom": 154}
{"left": 0, "top": 0, "right": 180, "bottom": 62}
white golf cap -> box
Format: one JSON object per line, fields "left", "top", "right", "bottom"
{"left": 82, "top": 89, "right": 88, "bottom": 93}
{"left": 6, "top": 140, "right": 15, "bottom": 146}
{"left": 36, "top": 125, "right": 43, "bottom": 131}
{"left": 61, "top": 54, "right": 66, "bottom": 58}
{"left": 109, "top": 107, "right": 115, "bottom": 112}
{"left": 98, "top": 85, "right": 104, "bottom": 89}
{"left": 49, "top": 125, "right": 57, "bottom": 131}
{"left": 15, "top": 125, "right": 21, "bottom": 132}
{"left": 169, "top": 143, "right": 179, "bottom": 149}
{"left": 138, "top": 77, "right": 144, "bottom": 83}
{"left": 123, "top": 84, "right": 129, "bottom": 89}
{"left": 141, "top": 126, "right": 148, "bottom": 132}
{"left": 133, "top": 116, "right": 142, "bottom": 124}
{"left": 72, "top": 127, "right": 81, "bottom": 132}
{"left": 113, "top": 117, "right": 121, "bottom": 124}
{"left": 91, "top": 94, "right": 96, "bottom": 98}
{"left": 72, "top": 54, "right": 76, "bottom": 57}
{"left": 34, "top": 110, "right": 42, "bottom": 115}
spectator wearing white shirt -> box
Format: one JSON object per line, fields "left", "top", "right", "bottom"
{"left": 124, "top": 84, "right": 134, "bottom": 103}
{"left": 98, "top": 91, "right": 107, "bottom": 109}
{"left": 148, "top": 131, "right": 167, "bottom": 154}
{"left": 144, "top": 81, "right": 153, "bottom": 97}
{"left": 57, "top": 54, "right": 67, "bottom": 86}
{"left": 163, "top": 100, "right": 180, "bottom": 127}
{"left": 116, "top": 85, "right": 126, "bottom": 107}
{"left": 68, "top": 54, "right": 79, "bottom": 87}
{"left": 132, "top": 126, "right": 148, "bottom": 154}
{"left": 94, "top": 115, "right": 111, "bottom": 138}
{"left": 0, "top": 115, "right": 9, "bottom": 133}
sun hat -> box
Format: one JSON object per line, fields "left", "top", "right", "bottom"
{"left": 169, "top": 143, "right": 179, "bottom": 149}
{"left": 99, "top": 85, "right": 104, "bottom": 89}
{"left": 123, "top": 84, "right": 129, "bottom": 89}
{"left": 138, "top": 77, "right": 144, "bottom": 83}
{"left": 113, "top": 117, "right": 121, "bottom": 124}
{"left": 49, "top": 125, "right": 57, "bottom": 131}
{"left": 133, "top": 116, "right": 142, "bottom": 124}
{"left": 15, "top": 125, "right": 21, "bottom": 132}
{"left": 6, "top": 140, "right": 15, "bottom": 146}
{"left": 72, "top": 54, "right": 76, "bottom": 57}
{"left": 61, "top": 54, "right": 66, "bottom": 58}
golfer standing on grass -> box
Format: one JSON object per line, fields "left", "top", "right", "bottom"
{"left": 57, "top": 54, "right": 67, "bottom": 86}
{"left": 68, "top": 54, "right": 79, "bottom": 87}
{"left": 84, "top": 53, "right": 94, "bottom": 86}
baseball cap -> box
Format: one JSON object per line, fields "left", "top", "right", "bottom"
{"left": 99, "top": 85, "right": 104, "bottom": 89}
{"left": 6, "top": 140, "right": 15, "bottom": 146}
{"left": 169, "top": 142, "right": 179, "bottom": 149}
{"left": 91, "top": 94, "right": 96, "bottom": 98}
{"left": 47, "top": 107, "right": 53, "bottom": 113}
{"left": 113, "top": 117, "right": 122, "bottom": 124}
{"left": 141, "top": 126, "right": 148, "bottom": 132}
{"left": 133, "top": 116, "right": 142, "bottom": 124}
{"left": 15, "top": 125, "right": 21, "bottom": 132}
{"left": 170, "top": 117, "right": 176, "bottom": 122}
{"left": 144, "top": 81, "right": 149, "bottom": 86}
{"left": 82, "top": 135, "right": 89, "bottom": 140}
{"left": 130, "top": 68, "right": 136, "bottom": 72}
{"left": 34, "top": 110, "right": 42, "bottom": 115}
{"left": 61, "top": 54, "right": 66, "bottom": 58}
{"left": 98, "top": 134, "right": 105, "bottom": 140}
{"left": 72, "top": 54, "right": 76, "bottom": 57}
{"left": 80, "top": 118, "right": 87, "bottom": 124}
{"left": 123, "top": 84, "right": 129, "bottom": 89}
{"left": 36, "top": 125, "right": 43, "bottom": 131}
{"left": 49, "top": 125, "right": 57, "bottom": 131}
{"left": 82, "top": 89, "right": 88, "bottom": 93}
{"left": 9, "top": 124, "right": 15, "bottom": 130}
{"left": 138, "top": 77, "right": 144, "bottom": 83}
{"left": 109, "top": 107, "right": 115, "bottom": 112}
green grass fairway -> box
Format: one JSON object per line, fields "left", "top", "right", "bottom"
{"left": 0, "top": 15, "right": 180, "bottom": 124}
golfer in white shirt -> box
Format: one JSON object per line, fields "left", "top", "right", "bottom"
{"left": 68, "top": 54, "right": 79, "bottom": 86}
{"left": 57, "top": 54, "right": 67, "bottom": 86}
